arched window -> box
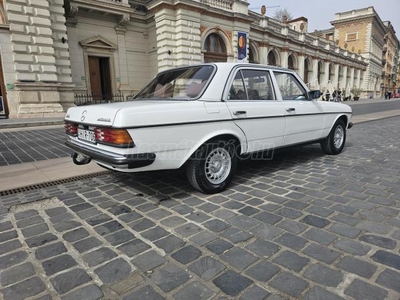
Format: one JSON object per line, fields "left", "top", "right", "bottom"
{"left": 288, "top": 55, "right": 295, "bottom": 70}
{"left": 249, "top": 47, "right": 254, "bottom": 63}
{"left": 304, "top": 58, "right": 310, "bottom": 84}
{"left": 318, "top": 61, "right": 323, "bottom": 84}
{"left": 267, "top": 51, "right": 277, "bottom": 66}
{"left": 204, "top": 33, "right": 227, "bottom": 62}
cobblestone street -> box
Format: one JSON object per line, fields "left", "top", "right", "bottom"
{"left": 1, "top": 117, "right": 400, "bottom": 300}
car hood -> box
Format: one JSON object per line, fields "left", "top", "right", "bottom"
{"left": 64, "top": 100, "right": 223, "bottom": 127}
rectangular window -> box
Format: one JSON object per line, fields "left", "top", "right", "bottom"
{"left": 346, "top": 32, "right": 358, "bottom": 42}
{"left": 228, "top": 69, "right": 275, "bottom": 100}
{"left": 273, "top": 72, "right": 307, "bottom": 100}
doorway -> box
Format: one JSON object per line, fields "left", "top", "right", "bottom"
{"left": 88, "top": 56, "right": 112, "bottom": 100}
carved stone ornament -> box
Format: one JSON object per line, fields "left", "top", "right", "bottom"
{"left": 79, "top": 36, "right": 118, "bottom": 51}
{"left": 261, "top": 5, "right": 266, "bottom": 15}
{"left": 344, "top": 42, "right": 348, "bottom": 49}
{"left": 68, "top": 4, "right": 79, "bottom": 19}
{"left": 352, "top": 46, "right": 355, "bottom": 52}
{"left": 335, "top": 39, "right": 339, "bottom": 45}
{"left": 118, "top": 14, "right": 130, "bottom": 26}
{"left": 300, "top": 23, "right": 304, "bottom": 32}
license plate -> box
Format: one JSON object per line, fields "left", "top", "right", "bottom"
{"left": 78, "top": 129, "right": 95, "bottom": 143}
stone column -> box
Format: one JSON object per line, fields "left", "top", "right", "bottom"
{"left": 115, "top": 25, "right": 131, "bottom": 95}
{"left": 280, "top": 48, "right": 288, "bottom": 68}
{"left": 356, "top": 69, "right": 361, "bottom": 88}
{"left": 6, "top": 0, "right": 65, "bottom": 117}
{"left": 258, "top": 41, "right": 269, "bottom": 65}
{"left": 321, "top": 60, "right": 330, "bottom": 90}
{"left": 311, "top": 58, "right": 319, "bottom": 89}
{"left": 50, "top": 0, "right": 74, "bottom": 111}
{"left": 349, "top": 67, "right": 355, "bottom": 88}
{"left": 154, "top": 6, "right": 201, "bottom": 72}
{"left": 333, "top": 64, "right": 340, "bottom": 90}
{"left": 297, "top": 55, "right": 305, "bottom": 81}
{"left": 341, "top": 65, "right": 348, "bottom": 90}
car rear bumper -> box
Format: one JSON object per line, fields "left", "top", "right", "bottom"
{"left": 65, "top": 139, "right": 155, "bottom": 169}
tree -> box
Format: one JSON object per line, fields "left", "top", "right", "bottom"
{"left": 273, "top": 8, "right": 293, "bottom": 22}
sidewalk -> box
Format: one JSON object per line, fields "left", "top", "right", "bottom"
{"left": 0, "top": 117, "right": 64, "bottom": 129}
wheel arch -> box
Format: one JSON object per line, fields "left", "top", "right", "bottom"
{"left": 178, "top": 130, "right": 246, "bottom": 168}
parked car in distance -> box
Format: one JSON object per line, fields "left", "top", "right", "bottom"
{"left": 64, "top": 63, "right": 353, "bottom": 194}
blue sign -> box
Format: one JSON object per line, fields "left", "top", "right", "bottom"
{"left": 238, "top": 32, "right": 247, "bottom": 60}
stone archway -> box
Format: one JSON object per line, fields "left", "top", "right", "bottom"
{"left": 267, "top": 49, "right": 279, "bottom": 66}
{"left": 288, "top": 53, "right": 297, "bottom": 71}
{"left": 201, "top": 28, "right": 233, "bottom": 63}
{"left": 249, "top": 40, "right": 259, "bottom": 63}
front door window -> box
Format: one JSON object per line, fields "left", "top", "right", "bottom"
{"left": 274, "top": 72, "right": 307, "bottom": 100}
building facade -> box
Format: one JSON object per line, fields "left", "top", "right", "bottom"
{"left": 331, "top": 6, "right": 400, "bottom": 98}
{"left": 0, "top": 0, "right": 367, "bottom": 118}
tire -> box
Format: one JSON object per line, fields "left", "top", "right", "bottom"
{"left": 321, "top": 119, "right": 346, "bottom": 155}
{"left": 186, "top": 139, "right": 237, "bottom": 194}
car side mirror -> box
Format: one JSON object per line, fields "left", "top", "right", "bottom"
{"left": 308, "top": 90, "right": 321, "bottom": 100}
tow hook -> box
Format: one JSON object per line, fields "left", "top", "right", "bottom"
{"left": 71, "top": 152, "right": 92, "bottom": 165}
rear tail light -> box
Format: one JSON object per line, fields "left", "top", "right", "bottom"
{"left": 65, "top": 122, "right": 78, "bottom": 136}
{"left": 95, "top": 128, "right": 134, "bottom": 147}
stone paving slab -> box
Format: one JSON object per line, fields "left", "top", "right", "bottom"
{"left": 0, "top": 117, "right": 400, "bottom": 299}
{"left": 0, "top": 128, "right": 69, "bottom": 166}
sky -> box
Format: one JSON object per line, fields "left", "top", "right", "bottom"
{"left": 248, "top": 0, "right": 400, "bottom": 39}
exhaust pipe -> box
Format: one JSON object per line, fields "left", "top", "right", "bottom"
{"left": 71, "top": 152, "right": 92, "bottom": 165}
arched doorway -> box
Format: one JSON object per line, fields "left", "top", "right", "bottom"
{"left": 248, "top": 41, "right": 259, "bottom": 64}
{"left": 329, "top": 63, "right": 334, "bottom": 83}
{"left": 288, "top": 55, "right": 295, "bottom": 70}
{"left": 304, "top": 58, "right": 310, "bottom": 84}
{"left": 318, "top": 61, "right": 323, "bottom": 85}
{"left": 267, "top": 50, "right": 277, "bottom": 66}
{"left": 204, "top": 33, "right": 227, "bottom": 63}
{"left": 249, "top": 47, "right": 254, "bottom": 63}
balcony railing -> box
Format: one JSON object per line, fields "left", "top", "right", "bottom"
{"left": 200, "top": 0, "right": 233, "bottom": 11}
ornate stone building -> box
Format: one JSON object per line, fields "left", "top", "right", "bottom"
{"left": 383, "top": 21, "right": 399, "bottom": 95}
{"left": 331, "top": 6, "right": 400, "bottom": 97}
{"left": 0, "top": 0, "right": 367, "bottom": 118}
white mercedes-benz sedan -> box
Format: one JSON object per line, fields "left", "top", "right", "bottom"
{"left": 64, "top": 63, "right": 353, "bottom": 194}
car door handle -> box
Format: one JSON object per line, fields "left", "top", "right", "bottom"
{"left": 286, "top": 108, "right": 296, "bottom": 112}
{"left": 233, "top": 111, "right": 247, "bottom": 115}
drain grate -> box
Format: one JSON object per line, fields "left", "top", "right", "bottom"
{"left": 0, "top": 171, "right": 111, "bottom": 197}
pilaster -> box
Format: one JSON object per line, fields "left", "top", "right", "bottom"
{"left": 333, "top": 64, "right": 340, "bottom": 89}
{"left": 341, "top": 66, "right": 348, "bottom": 90}
{"left": 297, "top": 55, "right": 305, "bottom": 81}
{"left": 311, "top": 58, "right": 319, "bottom": 89}
{"left": 115, "top": 25, "right": 131, "bottom": 94}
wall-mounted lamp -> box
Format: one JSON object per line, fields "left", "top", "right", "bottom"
{"left": 167, "top": 50, "right": 172, "bottom": 55}
{"left": 61, "top": 37, "right": 68, "bottom": 44}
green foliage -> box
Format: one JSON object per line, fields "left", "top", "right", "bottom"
{"left": 350, "top": 87, "right": 363, "bottom": 97}
{"left": 273, "top": 8, "right": 293, "bottom": 22}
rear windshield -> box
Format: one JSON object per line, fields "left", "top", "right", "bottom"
{"left": 133, "top": 65, "right": 215, "bottom": 100}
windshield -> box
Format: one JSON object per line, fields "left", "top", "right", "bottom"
{"left": 133, "top": 65, "right": 215, "bottom": 100}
